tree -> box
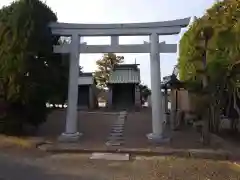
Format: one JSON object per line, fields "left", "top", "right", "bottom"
{"left": 46, "top": 53, "right": 69, "bottom": 106}
{"left": 178, "top": 0, "right": 240, "bottom": 141}
{"left": 0, "top": 0, "right": 65, "bottom": 132}
{"left": 138, "top": 83, "right": 151, "bottom": 104}
{"left": 179, "top": 0, "right": 240, "bottom": 81}
{"left": 47, "top": 54, "right": 83, "bottom": 106}
{"left": 93, "top": 53, "right": 124, "bottom": 89}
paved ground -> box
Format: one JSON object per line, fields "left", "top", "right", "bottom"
{"left": 0, "top": 150, "right": 240, "bottom": 180}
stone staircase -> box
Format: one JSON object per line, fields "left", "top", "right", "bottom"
{"left": 105, "top": 111, "right": 127, "bottom": 146}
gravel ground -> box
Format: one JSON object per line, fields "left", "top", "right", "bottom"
{"left": 0, "top": 150, "right": 240, "bottom": 180}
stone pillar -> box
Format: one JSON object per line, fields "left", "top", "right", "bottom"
{"left": 164, "top": 89, "right": 168, "bottom": 114}
{"left": 59, "top": 33, "right": 82, "bottom": 142}
{"left": 162, "top": 91, "right": 166, "bottom": 122}
{"left": 135, "top": 85, "right": 141, "bottom": 108}
{"left": 147, "top": 33, "right": 167, "bottom": 142}
{"left": 163, "top": 89, "right": 169, "bottom": 124}
{"left": 170, "top": 89, "right": 177, "bottom": 130}
{"left": 107, "top": 86, "right": 113, "bottom": 108}
{"left": 147, "top": 95, "right": 151, "bottom": 107}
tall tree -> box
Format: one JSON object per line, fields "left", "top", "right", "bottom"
{"left": 178, "top": 0, "right": 240, "bottom": 140}
{"left": 179, "top": 0, "right": 240, "bottom": 81}
{"left": 0, "top": 0, "right": 67, "bottom": 131}
{"left": 93, "top": 53, "right": 124, "bottom": 89}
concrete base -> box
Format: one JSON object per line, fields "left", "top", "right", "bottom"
{"left": 146, "top": 133, "right": 170, "bottom": 144}
{"left": 58, "top": 132, "right": 82, "bottom": 143}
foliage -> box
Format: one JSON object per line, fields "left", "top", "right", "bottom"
{"left": 178, "top": 0, "right": 240, "bottom": 138}
{"left": 138, "top": 83, "right": 151, "bottom": 103}
{"left": 179, "top": 0, "right": 240, "bottom": 81}
{"left": 93, "top": 53, "right": 124, "bottom": 89}
{"left": 0, "top": 0, "right": 62, "bottom": 130}
{"left": 47, "top": 44, "right": 82, "bottom": 106}
{"left": 46, "top": 53, "right": 69, "bottom": 106}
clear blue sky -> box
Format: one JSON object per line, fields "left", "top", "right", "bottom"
{"left": 0, "top": 0, "right": 217, "bottom": 87}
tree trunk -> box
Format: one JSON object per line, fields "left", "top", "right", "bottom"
{"left": 202, "top": 107, "right": 210, "bottom": 145}
{"left": 230, "top": 118, "right": 237, "bottom": 132}
{"left": 201, "top": 37, "right": 211, "bottom": 145}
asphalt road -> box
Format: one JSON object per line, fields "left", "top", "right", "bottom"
{"left": 0, "top": 151, "right": 240, "bottom": 180}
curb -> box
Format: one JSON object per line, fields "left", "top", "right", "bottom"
{"left": 37, "top": 143, "right": 233, "bottom": 161}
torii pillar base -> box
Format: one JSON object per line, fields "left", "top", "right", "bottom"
{"left": 58, "top": 132, "right": 82, "bottom": 143}
{"left": 146, "top": 133, "right": 171, "bottom": 144}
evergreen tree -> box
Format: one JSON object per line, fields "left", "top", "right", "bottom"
{"left": 0, "top": 0, "right": 69, "bottom": 131}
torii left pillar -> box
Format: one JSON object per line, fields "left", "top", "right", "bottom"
{"left": 58, "top": 33, "right": 82, "bottom": 142}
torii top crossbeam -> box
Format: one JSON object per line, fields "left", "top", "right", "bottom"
{"left": 49, "top": 18, "right": 190, "bottom": 36}
{"left": 50, "top": 18, "right": 191, "bottom": 54}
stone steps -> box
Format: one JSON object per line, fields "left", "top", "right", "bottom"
{"left": 105, "top": 111, "right": 127, "bottom": 147}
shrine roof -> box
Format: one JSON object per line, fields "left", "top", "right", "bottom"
{"left": 113, "top": 64, "right": 140, "bottom": 71}
{"left": 161, "top": 75, "right": 185, "bottom": 89}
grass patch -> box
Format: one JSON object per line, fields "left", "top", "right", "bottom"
{"left": 0, "top": 135, "right": 38, "bottom": 149}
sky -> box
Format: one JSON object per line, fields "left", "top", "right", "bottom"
{"left": 0, "top": 0, "right": 217, "bottom": 87}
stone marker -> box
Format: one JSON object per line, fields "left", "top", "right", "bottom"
{"left": 90, "top": 153, "right": 129, "bottom": 161}
{"left": 105, "top": 141, "right": 123, "bottom": 146}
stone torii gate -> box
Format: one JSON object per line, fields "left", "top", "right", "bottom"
{"left": 49, "top": 18, "right": 190, "bottom": 142}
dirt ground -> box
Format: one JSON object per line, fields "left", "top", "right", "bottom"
{"left": 37, "top": 110, "right": 118, "bottom": 149}
{"left": 36, "top": 109, "right": 221, "bottom": 151}
{"left": 124, "top": 109, "right": 208, "bottom": 149}
{"left": 0, "top": 151, "right": 240, "bottom": 180}
{"left": 1, "top": 109, "right": 240, "bottom": 179}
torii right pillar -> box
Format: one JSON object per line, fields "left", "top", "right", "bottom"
{"left": 147, "top": 33, "right": 169, "bottom": 143}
